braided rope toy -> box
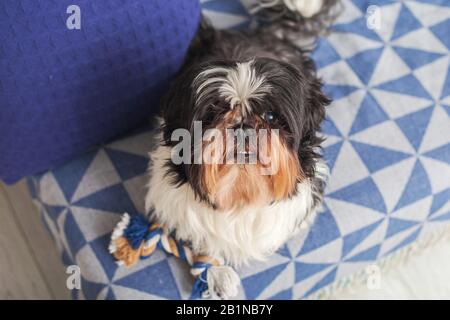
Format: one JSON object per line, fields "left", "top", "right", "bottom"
{"left": 109, "top": 213, "right": 239, "bottom": 299}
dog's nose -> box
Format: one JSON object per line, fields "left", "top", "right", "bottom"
{"left": 231, "top": 124, "right": 255, "bottom": 143}
{"left": 231, "top": 123, "right": 253, "bottom": 131}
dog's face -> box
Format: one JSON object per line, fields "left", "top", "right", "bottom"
{"left": 161, "top": 57, "right": 329, "bottom": 211}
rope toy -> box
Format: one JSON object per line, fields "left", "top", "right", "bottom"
{"left": 109, "top": 213, "right": 235, "bottom": 299}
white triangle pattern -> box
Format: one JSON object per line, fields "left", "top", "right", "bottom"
{"left": 327, "top": 32, "right": 383, "bottom": 59}
{"left": 71, "top": 149, "right": 122, "bottom": 203}
{"left": 370, "top": 88, "right": 433, "bottom": 119}
{"left": 374, "top": 2, "right": 402, "bottom": 41}
{"left": 419, "top": 105, "right": 450, "bottom": 153}
{"left": 326, "top": 89, "right": 366, "bottom": 135}
{"left": 325, "top": 197, "right": 385, "bottom": 235}
{"left": 413, "top": 56, "right": 450, "bottom": 100}
{"left": 372, "top": 157, "right": 416, "bottom": 213}
{"left": 369, "top": 46, "right": 411, "bottom": 86}
{"left": 350, "top": 120, "right": 416, "bottom": 154}
{"left": 392, "top": 28, "right": 448, "bottom": 54}
{"left": 346, "top": 219, "right": 388, "bottom": 258}
{"left": 420, "top": 156, "right": 450, "bottom": 194}
{"left": 405, "top": 1, "right": 450, "bottom": 27}
{"left": 326, "top": 141, "right": 370, "bottom": 192}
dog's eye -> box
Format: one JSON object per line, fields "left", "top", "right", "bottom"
{"left": 263, "top": 111, "right": 276, "bottom": 123}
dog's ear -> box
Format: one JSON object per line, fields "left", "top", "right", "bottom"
{"left": 157, "top": 67, "right": 199, "bottom": 189}
{"left": 159, "top": 67, "right": 197, "bottom": 144}
{"left": 303, "top": 76, "right": 330, "bottom": 136}
{"left": 297, "top": 73, "right": 330, "bottom": 178}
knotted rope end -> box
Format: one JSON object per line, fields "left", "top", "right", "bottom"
{"left": 109, "top": 213, "right": 240, "bottom": 299}
{"left": 109, "top": 213, "right": 156, "bottom": 267}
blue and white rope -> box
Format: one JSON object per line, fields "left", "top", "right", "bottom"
{"left": 109, "top": 213, "right": 223, "bottom": 299}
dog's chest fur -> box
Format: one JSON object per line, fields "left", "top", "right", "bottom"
{"left": 145, "top": 143, "right": 326, "bottom": 267}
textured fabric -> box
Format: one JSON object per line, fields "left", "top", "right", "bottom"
{"left": 29, "top": 0, "right": 450, "bottom": 300}
{"left": 0, "top": 0, "right": 201, "bottom": 184}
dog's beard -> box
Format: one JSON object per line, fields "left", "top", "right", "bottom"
{"left": 162, "top": 57, "right": 329, "bottom": 212}
{"left": 196, "top": 108, "right": 303, "bottom": 211}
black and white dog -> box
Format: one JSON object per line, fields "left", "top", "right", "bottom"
{"left": 145, "top": 0, "right": 339, "bottom": 298}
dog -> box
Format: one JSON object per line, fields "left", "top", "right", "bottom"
{"left": 144, "top": 0, "right": 339, "bottom": 299}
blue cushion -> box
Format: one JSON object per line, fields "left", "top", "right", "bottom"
{"left": 0, "top": 0, "right": 201, "bottom": 184}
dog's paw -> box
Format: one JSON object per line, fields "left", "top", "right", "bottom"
{"left": 206, "top": 266, "right": 240, "bottom": 300}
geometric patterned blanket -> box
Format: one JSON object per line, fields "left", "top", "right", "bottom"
{"left": 29, "top": 0, "right": 450, "bottom": 299}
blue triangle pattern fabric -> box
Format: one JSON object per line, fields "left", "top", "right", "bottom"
{"left": 429, "top": 189, "right": 450, "bottom": 217}
{"left": 376, "top": 74, "right": 433, "bottom": 99}
{"left": 80, "top": 277, "right": 107, "bottom": 300}
{"left": 242, "top": 263, "right": 288, "bottom": 300}
{"left": 26, "top": 178, "right": 38, "bottom": 199}
{"left": 343, "top": 220, "right": 383, "bottom": 257}
{"left": 328, "top": 177, "right": 387, "bottom": 213}
{"left": 350, "top": 0, "right": 372, "bottom": 12}
{"left": 383, "top": 228, "right": 421, "bottom": 257}
{"left": 430, "top": 18, "right": 450, "bottom": 50}
{"left": 386, "top": 218, "right": 419, "bottom": 238}
{"left": 444, "top": 104, "right": 450, "bottom": 117}
{"left": 395, "top": 107, "right": 434, "bottom": 150}
{"left": 295, "top": 262, "right": 333, "bottom": 283}
{"left": 415, "top": 0, "right": 449, "bottom": 6}
{"left": 313, "top": 38, "right": 342, "bottom": 69}
{"left": 61, "top": 250, "right": 75, "bottom": 268}
{"left": 27, "top": 0, "right": 450, "bottom": 300}
{"left": 276, "top": 245, "right": 292, "bottom": 259}
{"left": 64, "top": 211, "right": 88, "bottom": 258}
{"left": 42, "top": 204, "right": 66, "bottom": 224}
{"left": 351, "top": 0, "right": 396, "bottom": 12}
{"left": 391, "top": 4, "right": 423, "bottom": 40}
{"left": 323, "top": 84, "right": 361, "bottom": 101}
{"left": 441, "top": 65, "right": 450, "bottom": 99}
{"left": 89, "top": 234, "right": 120, "bottom": 280}
{"left": 201, "top": 0, "right": 247, "bottom": 15}
{"left": 431, "top": 211, "right": 450, "bottom": 222}
{"left": 321, "top": 117, "right": 342, "bottom": 137}
{"left": 52, "top": 150, "right": 97, "bottom": 203}
{"left": 346, "top": 48, "right": 384, "bottom": 84}
{"left": 105, "top": 288, "right": 116, "bottom": 300}
{"left": 332, "top": 17, "right": 382, "bottom": 42}
{"left": 73, "top": 184, "right": 139, "bottom": 215}
{"left": 115, "top": 259, "right": 182, "bottom": 299}
{"left": 393, "top": 47, "right": 444, "bottom": 70}
{"left": 346, "top": 244, "right": 380, "bottom": 262}
{"left": 269, "top": 288, "right": 293, "bottom": 300}
{"left": 394, "top": 160, "right": 432, "bottom": 211}
{"left": 105, "top": 148, "right": 149, "bottom": 181}
{"left": 349, "top": 93, "right": 389, "bottom": 134}
{"left": 298, "top": 209, "right": 341, "bottom": 255}
{"left": 424, "top": 143, "right": 450, "bottom": 164}
{"left": 351, "top": 141, "right": 411, "bottom": 173}
{"left": 303, "top": 267, "right": 338, "bottom": 298}
{"left": 323, "top": 141, "right": 343, "bottom": 172}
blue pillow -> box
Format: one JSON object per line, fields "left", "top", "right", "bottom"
{"left": 0, "top": 0, "right": 201, "bottom": 184}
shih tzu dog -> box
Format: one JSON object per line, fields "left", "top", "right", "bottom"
{"left": 144, "top": 0, "right": 339, "bottom": 298}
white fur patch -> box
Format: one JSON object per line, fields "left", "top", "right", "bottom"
{"left": 284, "top": 0, "right": 324, "bottom": 18}
{"left": 145, "top": 137, "right": 327, "bottom": 267}
{"left": 195, "top": 61, "right": 271, "bottom": 117}
{"left": 108, "top": 212, "right": 130, "bottom": 254}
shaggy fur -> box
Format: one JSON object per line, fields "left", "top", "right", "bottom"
{"left": 248, "top": 0, "right": 342, "bottom": 41}
{"left": 146, "top": 139, "right": 328, "bottom": 266}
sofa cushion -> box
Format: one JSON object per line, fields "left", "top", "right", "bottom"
{"left": 29, "top": 0, "right": 450, "bottom": 299}
{"left": 0, "top": 0, "right": 201, "bottom": 183}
